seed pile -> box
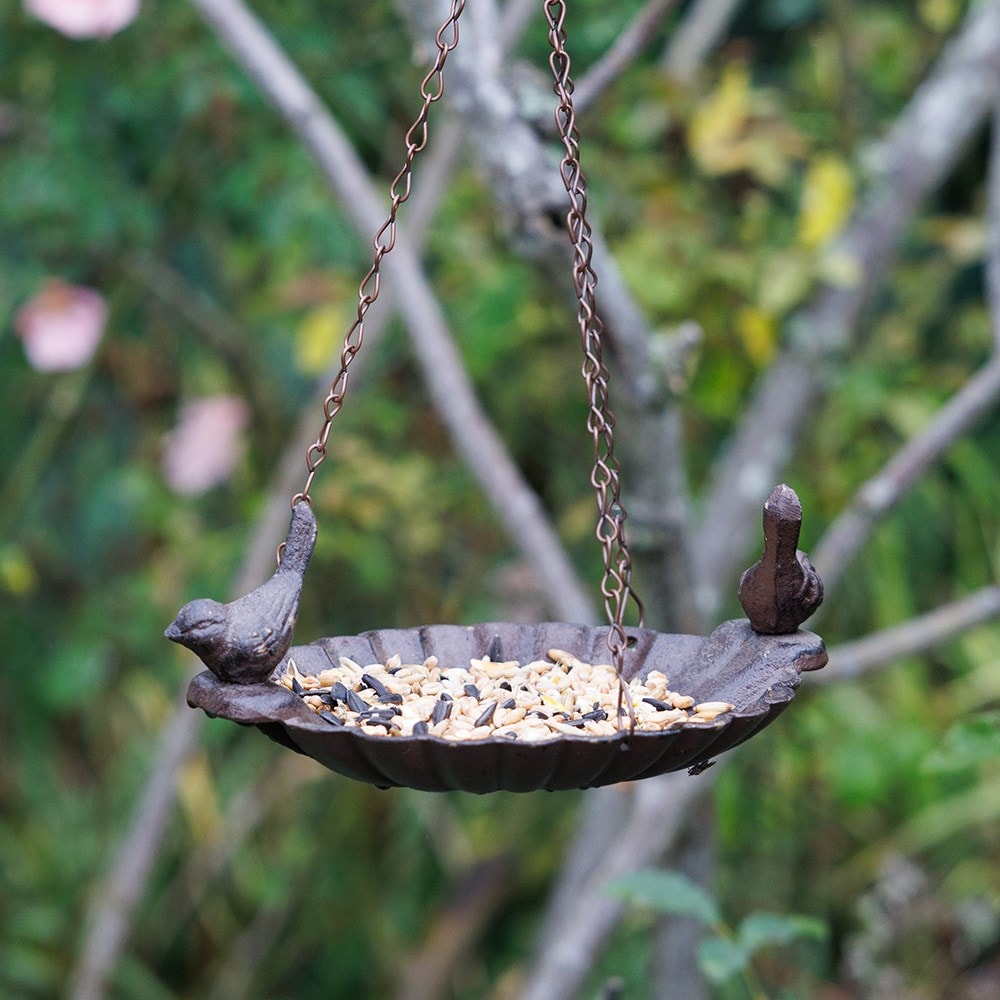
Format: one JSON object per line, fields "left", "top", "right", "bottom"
{"left": 279, "top": 648, "right": 733, "bottom": 741}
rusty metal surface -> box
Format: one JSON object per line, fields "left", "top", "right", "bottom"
{"left": 739, "top": 484, "right": 824, "bottom": 634}
{"left": 187, "top": 619, "right": 827, "bottom": 793}
{"left": 165, "top": 502, "right": 317, "bottom": 684}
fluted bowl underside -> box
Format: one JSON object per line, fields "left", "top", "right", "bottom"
{"left": 187, "top": 619, "right": 827, "bottom": 792}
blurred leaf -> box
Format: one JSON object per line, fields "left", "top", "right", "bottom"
{"left": 689, "top": 63, "right": 752, "bottom": 177}
{"left": 919, "top": 0, "right": 960, "bottom": 31}
{"left": 0, "top": 544, "right": 38, "bottom": 596}
{"left": 924, "top": 712, "right": 1000, "bottom": 772}
{"left": 295, "top": 301, "right": 349, "bottom": 375}
{"left": 608, "top": 869, "right": 721, "bottom": 926}
{"left": 798, "top": 153, "right": 854, "bottom": 248}
{"left": 736, "top": 305, "right": 777, "bottom": 365}
{"left": 38, "top": 640, "right": 110, "bottom": 710}
{"left": 737, "top": 912, "right": 828, "bottom": 952}
{"left": 696, "top": 935, "right": 748, "bottom": 983}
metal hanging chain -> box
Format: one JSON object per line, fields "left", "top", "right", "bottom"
{"left": 544, "top": 0, "right": 644, "bottom": 697}
{"left": 291, "top": 0, "right": 467, "bottom": 510}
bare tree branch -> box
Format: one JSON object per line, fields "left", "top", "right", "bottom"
{"left": 499, "top": 0, "right": 539, "bottom": 53}
{"left": 813, "top": 356, "right": 1000, "bottom": 596}
{"left": 573, "top": 0, "right": 681, "bottom": 116}
{"left": 521, "top": 771, "right": 710, "bottom": 1000}
{"left": 988, "top": 102, "right": 1000, "bottom": 351}
{"left": 823, "top": 586, "right": 1000, "bottom": 682}
{"left": 695, "top": 0, "right": 1000, "bottom": 616}
{"left": 68, "top": 703, "right": 203, "bottom": 1000}
{"left": 661, "top": 0, "right": 746, "bottom": 82}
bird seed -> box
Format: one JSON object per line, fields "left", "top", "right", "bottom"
{"left": 279, "top": 648, "right": 733, "bottom": 742}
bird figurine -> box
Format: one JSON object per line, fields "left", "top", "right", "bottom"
{"left": 738, "top": 484, "right": 823, "bottom": 634}
{"left": 165, "top": 501, "right": 318, "bottom": 684}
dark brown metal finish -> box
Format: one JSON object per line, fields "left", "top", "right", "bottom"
{"left": 186, "top": 619, "right": 827, "bottom": 793}
{"left": 293, "top": 0, "right": 466, "bottom": 509}
{"left": 166, "top": 502, "right": 317, "bottom": 684}
{"left": 738, "top": 484, "right": 824, "bottom": 634}
{"left": 545, "top": 0, "right": 642, "bottom": 680}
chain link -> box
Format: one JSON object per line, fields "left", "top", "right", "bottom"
{"left": 291, "top": 0, "right": 466, "bottom": 510}
{"left": 544, "top": 0, "right": 644, "bottom": 700}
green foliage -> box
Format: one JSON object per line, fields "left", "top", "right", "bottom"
{"left": 611, "top": 868, "right": 827, "bottom": 993}
{"left": 924, "top": 712, "right": 1000, "bottom": 772}
{"left": 610, "top": 869, "right": 722, "bottom": 926}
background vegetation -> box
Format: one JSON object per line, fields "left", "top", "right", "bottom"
{"left": 4, "top": 0, "right": 1000, "bottom": 997}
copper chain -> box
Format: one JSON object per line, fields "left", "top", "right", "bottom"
{"left": 292, "top": 0, "right": 466, "bottom": 509}
{"left": 289, "top": 0, "right": 642, "bottom": 687}
{"left": 544, "top": 0, "right": 643, "bottom": 684}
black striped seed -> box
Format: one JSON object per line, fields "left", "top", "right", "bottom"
{"left": 361, "top": 673, "right": 389, "bottom": 698}
{"left": 412, "top": 721, "right": 429, "bottom": 735}
{"left": 318, "top": 711, "right": 344, "bottom": 727}
{"left": 642, "top": 697, "right": 672, "bottom": 712}
{"left": 501, "top": 698, "right": 516, "bottom": 709}
{"left": 431, "top": 699, "right": 453, "bottom": 724}
{"left": 463, "top": 684, "right": 481, "bottom": 699}
{"left": 345, "top": 689, "right": 369, "bottom": 713}
{"left": 474, "top": 702, "right": 497, "bottom": 727}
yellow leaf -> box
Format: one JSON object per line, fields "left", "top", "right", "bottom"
{"left": 798, "top": 154, "right": 855, "bottom": 249}
{"left": 295, "top": 303, "right": 348, "bottom": 375}
{"left": 736, "top": 306, "right": 777, "bottom": 366}
{"left": 0, "top": 545, "right": 37, "bottom": 595}
{"left": 688, "top": 63, "right": 751, "bottom": 176}
{"left": 919, "top": 0, "right": 959, "bottom": 31}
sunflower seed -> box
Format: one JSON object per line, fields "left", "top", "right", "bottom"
{"left": 474, "top": 702, "right": 497, "bottom": 728}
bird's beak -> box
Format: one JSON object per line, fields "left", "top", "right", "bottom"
{"left": 164, "top": 619, "right": 183, "bottom": 642}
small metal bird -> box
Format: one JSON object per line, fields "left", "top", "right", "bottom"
{"left": 738, "top": 484, "right": 823, "bottom": 635}
{"left": 165, "top": 502, "right": 318, "bottom": 684}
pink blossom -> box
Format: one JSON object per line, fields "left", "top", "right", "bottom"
{"left": 163, "top": 396, "right": 250, "bottom": 497}
{"left": 14, "top": 280, "right": 107, "bottom": 372}
{"left": 24, "top": 0, "right": 139, "bottom": 39}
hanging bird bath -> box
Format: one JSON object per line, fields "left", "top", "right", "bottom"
{"left": 171, "top": 0, "right": 827, "bottom": 793}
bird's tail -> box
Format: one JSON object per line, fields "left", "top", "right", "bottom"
{"left": 279, "top": 501, "right": 318, "bottom": 577}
